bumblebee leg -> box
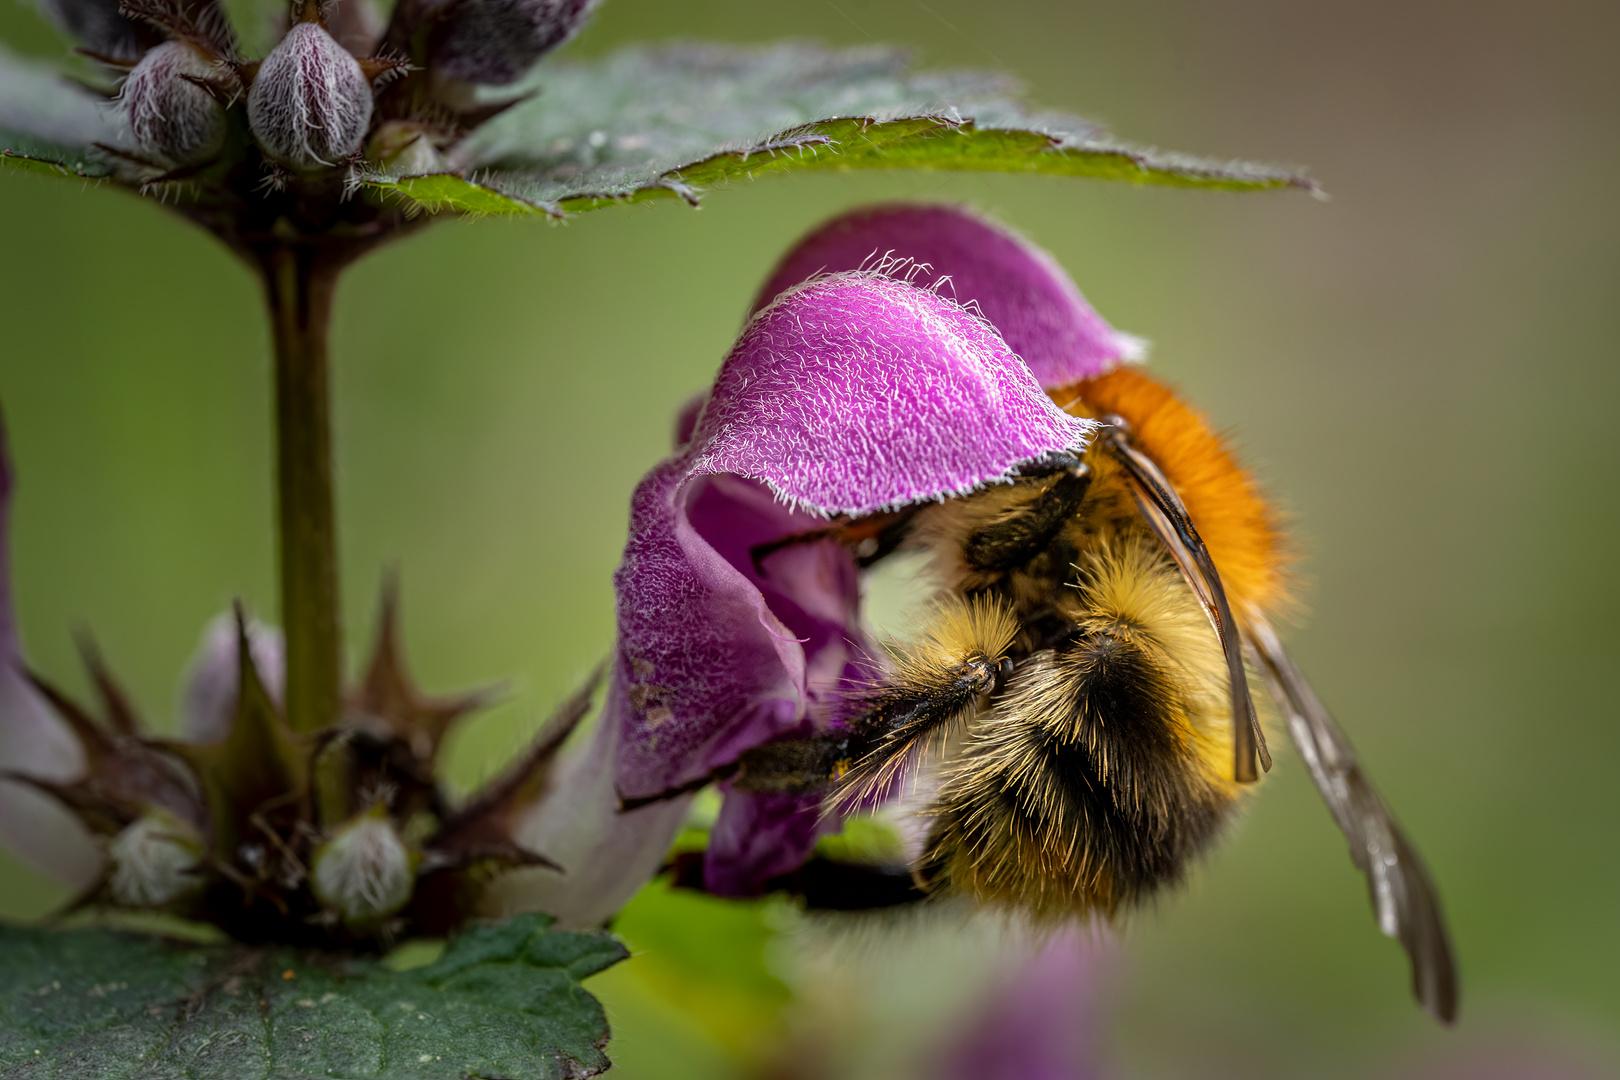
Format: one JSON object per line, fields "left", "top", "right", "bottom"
{"left": 835, "top": 599, "right": 1018, "bottom": 801}
{"left": 733, "top": 736, "right": 852, "bottom": 794}
{"left": 962, "top": 459, "right": 1091, "bottom": 571}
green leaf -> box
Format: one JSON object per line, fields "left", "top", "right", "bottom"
{"left": 0, "top": 44, "right": 117, "bottom": 179}
{"left": 0, "top": 913, "right": 628, "bottom": 1079}
{"left": 363, "top": 42, "right": 1315, "bottom": 216}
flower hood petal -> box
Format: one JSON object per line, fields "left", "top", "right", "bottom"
{"left": 752, "top": 203, "right": 1144, "bottom": 389}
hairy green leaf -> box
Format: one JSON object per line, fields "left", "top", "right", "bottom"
{"left": 0, "top": 913, "right": 627, "bottom": 1079}
{"left": 363, "top": 42, "right": 1314, "bottom": 216}
{"left": 0, "top": 44, "right": 117, "bottom": 179}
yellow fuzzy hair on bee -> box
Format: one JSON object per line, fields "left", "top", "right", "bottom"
{"left": 1073, "top": 536, "right": 1241, "bottom": 790}
{"left": 919, "top": 538, "right": 1245, "bottom": 918}
{"left": 889, "top": 594, "right": 1020, "bottom": 687}
{"left": 836, "top": 595, "right": 1019, "bottom": 803}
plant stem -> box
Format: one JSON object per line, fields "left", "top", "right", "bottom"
{"left": 263, "top": 246, "right": 342, "bottom": 734}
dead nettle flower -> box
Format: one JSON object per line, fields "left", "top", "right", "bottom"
{"left": 489, "top": 220, "right": 1110, "bottom": 923}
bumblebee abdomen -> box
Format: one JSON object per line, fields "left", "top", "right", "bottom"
{"left": 918, "top": 539, "right": 1242, "bottom": 917}
{"left": 921, "top": 637, "right": 1234, "bottom": 917}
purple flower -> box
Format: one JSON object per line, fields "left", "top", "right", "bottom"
{"left": 502, "top": 205, "right": 1134, "bottom": 922}
{"left": 616, "top": 267, "right": 1092, "bottom": 897}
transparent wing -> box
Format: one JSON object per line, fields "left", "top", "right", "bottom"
{"left": 1245, "top": 613, "right": 1459, "bottom": 1023}
{"left": 1101, "top": 423, "right": 1269, "bottom": 781}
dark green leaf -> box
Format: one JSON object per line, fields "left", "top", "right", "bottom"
{"left": 364, "top": 42, "right": 1314, "bottom": 216}
{"left": 0, "top": 44, "right": 117, "bottom": 179}
{"left": 0, "top": 913, "right": 628, "bottom": 1079}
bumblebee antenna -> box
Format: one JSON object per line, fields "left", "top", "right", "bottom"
{"left": 1100, "top": 417, "right": 1269, "bottom": 782}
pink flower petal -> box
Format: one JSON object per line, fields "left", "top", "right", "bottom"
{"left": 753, "top": 203, "right": 1143, "bottom": 389}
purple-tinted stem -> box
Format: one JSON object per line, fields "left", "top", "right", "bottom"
{"left": 262, "top": 245, "right": 343, "bottom": 734}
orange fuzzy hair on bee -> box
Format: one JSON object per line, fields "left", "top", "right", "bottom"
{"left": 1055, "top": 367, "right": 1292, "bottom": 617}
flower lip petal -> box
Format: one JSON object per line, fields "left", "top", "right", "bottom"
{"left": 751, "top": 203, "right": 1144, "bottom": 389}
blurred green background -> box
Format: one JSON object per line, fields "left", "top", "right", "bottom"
{"left": 2, "top": 0, "right": 1617, "bottom": 1076}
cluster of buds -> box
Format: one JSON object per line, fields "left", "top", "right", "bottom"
{"left": 34, "top": 0, "right": 598, "bottom": 245}
{"left": 0, "top": 494, "right": 597, "bottom": 945}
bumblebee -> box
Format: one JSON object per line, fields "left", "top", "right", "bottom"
{"left": 639, "top": 366, "right": 1457, "bottom": 1022}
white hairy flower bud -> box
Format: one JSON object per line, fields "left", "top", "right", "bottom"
{"left": 312, "top": 812, "right": 415, "bottom": 922}
{"left": 121, "top": 40, "right": 229, "bottom": 167}
{"left": 107, "top": 812, "right": 203, "bottom": 907}
{"left": 247, "top": 22, "right": 373, "bottom": 171}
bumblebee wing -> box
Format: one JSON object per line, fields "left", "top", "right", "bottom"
{"left": 1245, "top": 613, "right": 1458, "bottom": 1024}
{"left": 1102, "top": 425, "right": 1269, "bottom": 780}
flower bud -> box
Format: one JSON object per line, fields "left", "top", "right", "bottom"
{"left": 247, "top": 22, "right": 373, "bottom": 170}
{"left": 121, "top": 40, "right": 229, "bottom": 167}
{"left": 312, "top": 811, "right": 416, "bottom": 922}
{"left": 107, "top": 812, "right": 203, "bottom": 907}
{"left": 429, "top": 0, "right": 597, "bottom": 87}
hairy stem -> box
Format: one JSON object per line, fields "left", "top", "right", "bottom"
{"left": 263, "top": 247, "right": 342, "bottom": 734}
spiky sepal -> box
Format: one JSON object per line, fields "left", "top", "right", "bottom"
{"left": 15, "top": 594, "right": 597, "bottom": 948}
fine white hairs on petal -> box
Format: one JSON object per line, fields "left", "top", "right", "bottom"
{"left": 247, "top": 22, "right": 373, "bottom": 170}
{"left": 120, "top": 40, "right": 229, "bottom": 166}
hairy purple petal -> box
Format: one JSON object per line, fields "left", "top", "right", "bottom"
{"left": 247, "top": 22, "right": 373, "bottom": 170}
{"left": 179, "top": 611, "right": 285, "bottom": 743}
{"left": 429, "top": 0, "right": 597, "bottom": 87}
{"left": 753, "top": 203, "right": 1144, "bottom": 389}
{"left": 0, "top": 417, "right": 100, "bottom": 886}
{"left": 696, "top": 274, "right": 1095, "bottom": 516}
{"left": 613, "top": 274, "right": 1092, "bottom": 893}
